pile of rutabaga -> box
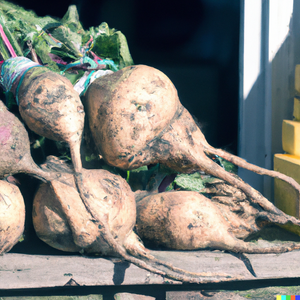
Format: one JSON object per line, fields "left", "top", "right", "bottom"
{"left": 1, "top": 0, "right": 300, "bottom": 283}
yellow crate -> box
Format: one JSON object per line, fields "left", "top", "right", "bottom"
{"left": 294, "top": 97, "right": 300, "bottom": 121}
{"left": 295, "top": 65, "right": 300, "bottom": 96}
{"left": 274, "top": 154, "right": 300, "bottom": 219}
{"left": 282, "top": 119, "right": 300, "bottom": 156}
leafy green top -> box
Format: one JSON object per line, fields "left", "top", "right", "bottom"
{"left": 0, "top": 1, "right": 134, "bottom": 73}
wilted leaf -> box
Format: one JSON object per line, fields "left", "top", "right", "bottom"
{"left": 174, "top": 173, "right": 205, "bottom": 191}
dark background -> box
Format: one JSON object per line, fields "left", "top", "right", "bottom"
{"left": 7, "top": 0, "right": 240, "bottom": 154}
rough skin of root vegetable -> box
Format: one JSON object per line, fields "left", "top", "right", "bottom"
{"left": 0, "top": 100, "right": 60, "bottom": 181}
{"left": 2, "top": 57, "right": 88, "bottom": 219}
{"left": 16, "top": 66, "right": 85, "bottom": 173}
{"left": 1, "top": 57, "right": 84, "bottom": 174}
{"left": 136, "top": 190, "right": 300, "bottom": 254}
{"left": 0, "top": 180, "right": 25, "bottom": 254}
{"left": 84, "top": 64, "right": 300, "bottom": 215}
{"left": 32, "top": 158, "right": 240, "bottom": 284}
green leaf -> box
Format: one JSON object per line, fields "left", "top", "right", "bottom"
{"left": 174, "top": 173, "right": 205, "bottom": 191}
{"left": 50, "top": 47, "right": 79, "bottom": 61}
{"left": 218, "top": 157, "right": 238, "bottom": 174}
{"left": 97, "top": 22, "right": 111, "bottom": 35}
{"left": 64, "top": 70, "right": 84, "bottom": 85}
{"left": 93, "top": 33, "right": 119, "bottom": 60}
{"left": 130, "top": 165, "right": 149, "bottom": 173}
{"left": 0, "top": 0, "right": 65, "bottom": 64}
{"left": 0, "top": 16, "right": 23, "bottom": 56}
{"left": 0, "top": 37, "right": 10, "bottom": 60}
{"left": 165, "top": 181, "right": 175, "bottom": 191}
{"left": 85, "top": 153, "right": 99, "bottom": 162}
{"left": 127, "top": 164, "right": 159, "bottom": 191}
{"left": 116, "top": 31, "right": 134, "bottom": 68}
{"left": 61, "top": 5, "right": 84, "bottom": 35}
{"left": 49, "top": 25, "right": 82, "bottom": 58}
{"left": 92, "top": 22, "right": 133, "bottom": 69}
{"left": 32, "top": 35, "right": 60, "bottom": 72}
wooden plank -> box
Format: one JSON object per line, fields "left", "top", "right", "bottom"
{"left": 1, "top": 248, "right": 300, "bottom": 290}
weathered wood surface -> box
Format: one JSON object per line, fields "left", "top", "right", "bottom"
{"left": 0, "top": 247, "right": 300, "bottom": 290}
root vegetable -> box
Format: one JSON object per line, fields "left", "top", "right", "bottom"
{"left": 1, "top": 57, "right": 85, "bottom": 174}
{"left": 2, "top": 57, "right": 89, "bottom": 221}
{"left": 32, "top": 158, "right": 239, "bottom": 283}
{"left": 33, "top": 167, "right": 136, "bottom": 253}
{"left": 84, "top": 64, "right": 300, "bottom": 215}
{"left": 0, "top": 100, "right": 60, "bottom": 181}
{"left": 0, "top": 180, "right": 25, "bottom": 254}
{"left": 136, "top": 190, "right": 300, "bottom": 254}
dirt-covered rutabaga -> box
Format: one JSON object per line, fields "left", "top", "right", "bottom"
{"left": 136, "top": 190, "right": 300, "bottom": 254}
{"left": 32, "top": 158, "right": 239, "bottom": 283}
{"left": 85, "top": 65, "right": 180, "bottom": 170}
{"left": 33, "top": 167, "right": 136, "bottom": 253}
{"left": 0, "top": 180, "right": 25, "bottom": 254}
{"left": 84, "top": 64, "right": 300, "bottom": 216}
{"left": 16, "top": 66, "right": 85, "bottom": 173}
{"left": 0, "top": 100, "right": 59, "bottom": 181}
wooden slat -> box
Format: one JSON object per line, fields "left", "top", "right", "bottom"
{"left": 1, "top": 248, "right": 300, "bottom": 290}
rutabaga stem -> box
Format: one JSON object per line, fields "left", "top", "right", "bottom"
{"left": 18, "top": 152, "right": 61, "bottom": 182}
{"left": 69, "top": 139, "right": 83, "bottom": 174}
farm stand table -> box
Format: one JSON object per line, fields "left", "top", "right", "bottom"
{"left": 1, "top": 247, "right": 300, "bottom": 299}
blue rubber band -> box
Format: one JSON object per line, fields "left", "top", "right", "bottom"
{"left": 15, "top": 65, "right": 43, "bottom": 105}
{"left": 0, "top": 57, "right": 40, "bottom": 92}
{"left": 80, "top": 70, "right": 95, "bottom": 96}
{"left": 97, "top": 59, "right": 119, "bottom": 72}
{"left": 59, "top": 57, "right": 98, "bottom": 74}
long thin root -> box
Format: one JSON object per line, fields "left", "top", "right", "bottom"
{"left": 202, "top": 143, "right": 300, "bottom": 198}
{"left": 198, "top": 154, "right": 281, "bottom": 215}
{"left": 229, "top": 239, "right": 300, "bottom": 254}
